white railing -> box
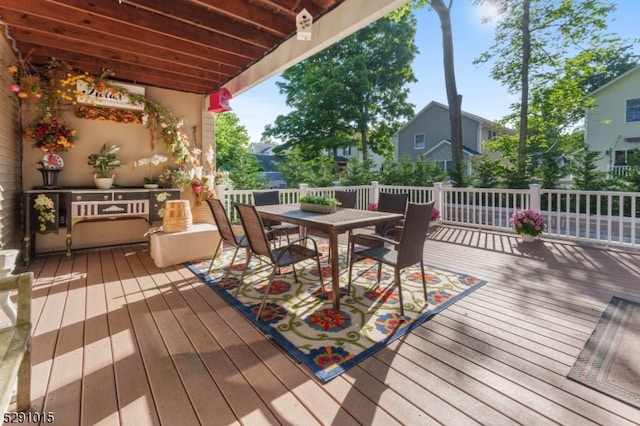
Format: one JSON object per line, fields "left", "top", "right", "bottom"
{"left": 215, "top": 182, "right": 640, "bottom": 250}
{"left": 608, "top": 165, "right": 633, "bottom": 177}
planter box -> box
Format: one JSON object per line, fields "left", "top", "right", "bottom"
{"left": 300, "top": 203, "right": 337, "bottom": 214}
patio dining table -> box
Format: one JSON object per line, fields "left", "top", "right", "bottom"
{"left": 255, "top": 204, "right": 403, "bottom": 310}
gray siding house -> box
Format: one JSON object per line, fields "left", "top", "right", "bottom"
{"left": 394, "top": 101, "right": 511, "bottom": 173}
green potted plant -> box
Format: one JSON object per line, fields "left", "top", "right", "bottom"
{"left": 87, "top": 144, "right": 121, "bottom": 189}
{"left": 299, "top": 195, "right": 341, "bottom": 214}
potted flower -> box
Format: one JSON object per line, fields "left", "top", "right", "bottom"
{"left": 23, "top": 114, "right": 77, "bottom": 153}
{"left": 299, "top": 195, "right": 341, "bottom": 214}
{"left": 157, "top": 164, "right": 190, "bottom": 189}
{"left": 133, "top": 154, "right": 168, "bottom": 188}
{"left": 430, "top": 207, "right": 441, "bottom": 226}
{"left": 87, "top": 144, "right": 121, "bottom": 189}
{"left": 510, "top": 209, "right": 546, "bottom": 242}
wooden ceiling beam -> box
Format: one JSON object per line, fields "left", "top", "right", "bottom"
{"left": 26, "top": 50, "right": 210, "bottom": 94}
{"left": 13, "top": 28, "right": 232, "bottom": 85}
{"left": 2, "top": 10, "right": 243, "bottom": 73}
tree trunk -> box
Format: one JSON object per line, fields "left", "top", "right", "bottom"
{"left": 518, "top": 0, "right": 531, "bottom": 182}
{"left": 432, "top": 0, "right": 463, "bottom": 181}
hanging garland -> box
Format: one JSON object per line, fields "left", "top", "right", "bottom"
{"left": 74, "top": 105, "right": 144, "bottom": 124}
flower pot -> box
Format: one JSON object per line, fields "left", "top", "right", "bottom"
{"left": 300, "top": 203, "right": 337, "bottom": 214}
{"left": 520, "top": 234, "right": 537, "bottom": 242}
{"left": 144, "top": 183, "right": 159, "bottom": 189}
{"left": 38, "top": 168, "right": 62, "bottom": 188}
{"left": 94, "top": 174, "right": 115, "bottom": 189}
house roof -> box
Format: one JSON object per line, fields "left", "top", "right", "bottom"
{"left": 0, "top": 0, "right": 410, "bottom": 97}
{"left": 255, "top": 154, "right": 283, "bottom": 172}
{"left": 423, "top": 139, "right": 481, "bottom": 157}
{"left": 395, "top": 100, "right": 515, "bottom": 135}
{"left": 586, "top": 64, "right": 640, "bottom": 97}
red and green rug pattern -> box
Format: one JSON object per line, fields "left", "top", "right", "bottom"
{"left": 187, "top": 240, "right": 487, "bottom": 382}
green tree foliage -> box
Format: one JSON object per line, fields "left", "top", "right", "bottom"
{"left": 340, "top": 157, "right": 378, "bottom": 186}
{"left": 276, "top": 148, "right": 314, "bottom": 188}
{"left": 621, "top": 149, "right": 640, "bottom": 192}
{"left": 470, "top": 155, "right": 503, "bottom": 188}
{"left": 214, "top": 112, "right": 251, "bottom": 172}
{"left": 227, "top": 148, "right": 266, "bottom": 190}
{"left": 474, "top": 0, "right": 637, "bottom": 186}
{"left": 570, "top": 146, "right": 607, "bottom": 191}
{"left": 264, "top": 7, "right": 417, "bottom": 167}
{"left": 379, "top": 155, "right": 445, "bottom": 186}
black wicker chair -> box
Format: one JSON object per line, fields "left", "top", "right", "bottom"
{"left": 347, "top": 201, "right": 435, "bottom": 316}
{"left": 205, "top": 198, "right": 253, "bottom": 280}
{"left": 252, "top": 190, "right": 299, "bottom": 245}
{"left": 234, "top": 203, "right": 326, "bottom": 320}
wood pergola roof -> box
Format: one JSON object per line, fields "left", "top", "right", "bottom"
{"left": 0, "top": 0, "right": 410, "bottom": 97}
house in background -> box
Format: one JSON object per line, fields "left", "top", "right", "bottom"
{"left": 250, "top": 142, "right": 277, "bottom": 156}
{"left": 393, "top": 101, "right": 513, "bottom": 174}
{"left": 323, "top": 145, "right": 386, "bottom": 171}
{"left": 584, "top": 65, "right": 640, "bottom": 177}
{"left": 255, "top": 154, "right": 287, "bottom": 189}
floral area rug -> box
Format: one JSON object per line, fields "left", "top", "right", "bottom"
{"left": 186, "top": 240, "right": 487, "bottom": 382}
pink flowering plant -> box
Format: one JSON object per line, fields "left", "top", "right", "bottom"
{"left": 510, "top": 209, "right": 546, "bottom": 237}
{"left": 431, "top": 207, "right": 440, "bottom": 221}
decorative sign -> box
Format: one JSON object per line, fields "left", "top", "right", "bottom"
{"left": 76, "top": 80, "right": 145, "bottom": 111}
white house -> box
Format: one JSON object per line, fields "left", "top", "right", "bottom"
{"left": 584, "top": 65, "right": 640, "bottom": 176}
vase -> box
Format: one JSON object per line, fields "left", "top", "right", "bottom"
{"left": 38, "top": 168, "right": 62, "bottom": 188}
{"left": 94, "top": 174, "right": 115, "bottom": 189}
{"left": 520, "top": 234, "right": 536, "bottom": 242}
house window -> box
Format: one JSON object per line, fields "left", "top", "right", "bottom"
{"left": 342, "top": 146, "right": 352, "bottom": 156}
{"left": 487, "top": 130, "right": 497, "bottom": 140}
{"left": 614, "top": 150, "right": 629, "bottom": 165}
{"left": 626, "top": 98, "right": 640, "bottom": 123}
{"left": 440, "top": 160, "right": 452, "bottom": 171}
{"left": 414, "top": 134, "right": 425, "bottom": 150}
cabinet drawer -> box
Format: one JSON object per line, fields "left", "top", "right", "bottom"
{"left": 72, "top": 192, "right": 113, "bottom": 202}
{"left": 114, "top": 191, "right": 148, "bottom": 201}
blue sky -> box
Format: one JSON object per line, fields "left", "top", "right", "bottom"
{"left": 231, "top": 1, "right": 639, "bottom": 143}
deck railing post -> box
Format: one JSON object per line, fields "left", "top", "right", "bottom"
{"left": 433, "top": 182, "right": 443, "bottom": 220}
{"left": 300, "top": 183, "right": 309, "bottom": 198}
{"left": 216, "top": 184, "right": 227, "bottom": 211}
{"left": 529, "top": 183, "right": 541, "bottom": 212}
{"left": 370, "top": 181, "right": 379, "bottom": 205}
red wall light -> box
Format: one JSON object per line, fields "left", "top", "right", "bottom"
{"left": 207, "top": 88, "right": 233, "bottom": 113}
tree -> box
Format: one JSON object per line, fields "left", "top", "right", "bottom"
{"left": 570, "top": 146, "right": 607, "bottom": 191}
{"left": 474, "top": 0, "right": 631, "bottom": 184}
{"left": 214, "top": 112, "right": 251, "bottom": 172}
{"left": 227, "top": 148, "right": 266, "bottom": 190}
{"left": 416, "top": 0, "right": 464, "bottom": 185}
{"left": 340, "top": 157, "right": 378, "bottom": 186}
{"left": 276, "top": 148, "right": 315, "bottom": 188}
{"left": 470, "top": 155, "right": 503, "bottom": 188}
{"left": 264, "top": 7, "right": 417, "bottom": 167}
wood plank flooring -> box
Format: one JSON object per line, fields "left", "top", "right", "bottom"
{"left": 10, "top": 225, "right": 640, "bottom": 425}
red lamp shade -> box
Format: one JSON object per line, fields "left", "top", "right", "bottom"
{"left": 207, "top": 88, "right": 233, "bottom": 113}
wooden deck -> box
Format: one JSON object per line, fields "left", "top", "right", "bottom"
{"left": 10, "top": 226, "right": 640, "bottom": 425}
